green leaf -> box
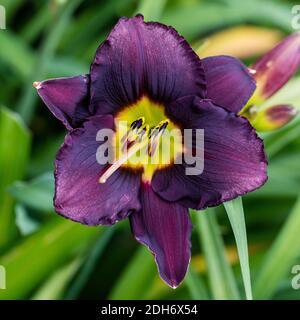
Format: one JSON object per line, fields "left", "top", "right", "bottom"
{"left": 17, "top": 0, "right": 85, "bottom": 124}
{"left": 224, "top": 197, "right": 253, "bottom": 300}
{"left": 265, "top": 120, "right": 300, "bottom": 158}
{"left": 31, "top": 257, "right": 83, "bottom": 300}
{"left": 185, "top": 266, "right": 209, "bottom": 300}
{"left": 28, "top": 134, "right": 65, "bottom": 176}
{"left": 21, "top": 4, "right": 51, "bottom": 43}
{"left": 8, "top": 172, "right": 54, "bottom": 212}
{"left": 137, "top": 0, "right": 167, "bottom": 21}
{"left": 162, "top": 0, "right": 292, "bottom": 41}
{"left": 109, "top": 246, "right": 157, "bottom": 300}
{"left": 193, "top": 209, "right": 240, "bottom": 300}
{"left": 247, "top": 156, "right": 300, "bottom": 198}
{"left": 0, "top": 31, "right": 35, "bottom": 79}
{"left": 15, "top": 204, "right": 40, "bottom": 236}
{"left": 61, "top": 0, "right": 134, "bottom": 57}
{"left": 0, "top": 107, "right": 31, "bottom": 249}
{"left": 0, "top": 217, "right": 99, "bottom": 299}
{"left": 65, "top": 228, "right": 115, "bottom": 299}
{"left": 47, "top": 57, "right": 88, "bottom": 78}
{"left": 254, "top": 195, "right": 300, "bottom": 299}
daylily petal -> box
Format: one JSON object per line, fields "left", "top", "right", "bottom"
{"left": 35, "top": 75, "right": 90, "bottom": 130}
{"left": 130, "top": 183, "right": 192, "bottom": 288}
{"left": 54, "top": 115, "right": 141, "bottom": 225}
{"left": 250, "top": 104, "right": 298, "bottom": 132}
{"left": 90, "top": 14, "right": 206, "bottom": 115}
{"left": 252, "top": 32, "right": 300, "bottom": 100}
{"left": 154, "top": 97, "right": 267, "bottom": 209}
{"left": 202, "top": 55, "right": 256, "bottom": 113}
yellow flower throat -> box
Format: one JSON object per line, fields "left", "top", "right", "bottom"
{"left": 99, "top": 96, "right": 182, "bottom": 182}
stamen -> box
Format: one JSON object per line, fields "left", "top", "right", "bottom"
{"left": 159, "top": 120, "right": 169, "bottom": 131}
{"left": 99, "top": 136, "right": 148, "bottom": 183}
{"left": 137, "top": 124, "right": 149, "bottom": 141}
{"left": 148, "top": 120, "right": 168, "bottom": 156}
{"left": 100, "top": 118, "right": 169, "bottom": 183}
{"left": 121, "top": 117, "right": 145, "bottom": 145}
{"left": 121, "top": 124, "right": 149, "bottom": 152}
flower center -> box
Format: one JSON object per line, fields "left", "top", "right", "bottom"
{"left": 99, "top": 96, "right": 182, "bottom": 182}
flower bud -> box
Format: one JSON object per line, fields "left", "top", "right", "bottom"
{"left": 251, "top": 33, "right": 300, "bottom": 102}
{"left": 250, "top": 104, "right": 298, "bottom": 132}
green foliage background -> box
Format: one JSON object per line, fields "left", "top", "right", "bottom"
{"left": 0, "top": 0, "right": 300, "bottom": 300}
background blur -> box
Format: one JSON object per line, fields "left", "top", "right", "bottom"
{"left": 0, "top": 0, "right": 300, "bottom": 300}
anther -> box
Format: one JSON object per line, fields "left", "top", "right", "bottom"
{"left": 121, "top": 124, "right": 149, "bottom": 152}
{"left": 137, "top": 124, "right": 149, "bottom": 141}
{"left": 148, "top": 120, "right": 168, "bottom": 156}
{"left": 159, "top": 120, "right": 169, "bottom": 132}
{"left": 130, "top": 117, "right": 145, "bottom": 130}
{"left": 121, "top": 117, "right": 145, "bottom": 145}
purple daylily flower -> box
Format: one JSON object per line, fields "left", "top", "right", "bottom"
{"left": 34, "top": 15, "right": 267, "bottom": 288}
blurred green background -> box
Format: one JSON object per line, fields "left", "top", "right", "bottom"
{"left": 1, "top": 0, "right": 300, "bottom": 300}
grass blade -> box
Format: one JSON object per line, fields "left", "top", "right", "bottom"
{"left": 254, "top": 195, "right": 300, "bottom": 299}
{"left": 65, "top": 228, "right": 115, "bottom": 299}
{"left": 0, "top": 217, "right": 99, "bottom": 299}
{"left": 15, "top": 204, "right": 40, "bottom": 236}
{"left": 0, "top": 31, "right": 35, "bottom": 79}
{"left": 137, "top": 0, "right": 167, "bottom": 21}
{"left": 162, "top": 0, "right": 292, "bottom": 41}
{"left": 0, "top": 107, "right": 31, "bottom": 249}
{"left": 8, "top": 172, "right": 54, "bottom": 212}
{"left": 31, "top": 257, "right": 83, "bottom": 300}
{"left": 194, "top": 209, "right": 240, "bottom": 300}
{"left": 17, "top": 0, "right": 84, "bottom": 124}
{"left": 185, "top": 266, "right": 209, "bottom": 300}
{"left": 109, "top": 246, "right": 157, "bottom": 300}
{"left": 224, "top": 197, "right": 253, "bottom": 300}
{"left": 265, "top": 121, "right": 300, "bottom": 158}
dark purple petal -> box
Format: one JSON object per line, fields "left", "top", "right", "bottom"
{"left": 54, "top": 115, "right": 141, "bottom": 225}
{"left": 130, "top": 183, "right": 192, "bottom": 288}
{"left": 252, "top": 32, "right": 300, "bottom": 99}
{"left": 202, "top": 55, "right": 256, "bottom": 113}
{"left": 90, "top": 14, "right": 206, "bottom": 115}
{"left": 154, "top": 97, "right": 267, "bottom": 209}
{"left": 35, "top": 75, "right": 90, "bottom": 129}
